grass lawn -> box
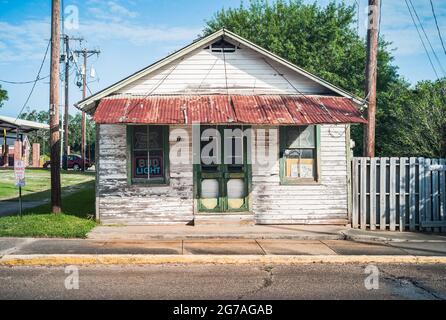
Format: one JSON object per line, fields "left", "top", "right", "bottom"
{"left": 0, "top": 170, "right": 97, "bottom": 238}
{"left": 0, "top": 169, "right": 94, "bottom": 201}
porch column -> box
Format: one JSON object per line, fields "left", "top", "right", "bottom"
{"left": 14, "top": 140, "right": 22, "bottom": 164}
{"left": 32, "top": 143, "right": 41, "bottom": 168}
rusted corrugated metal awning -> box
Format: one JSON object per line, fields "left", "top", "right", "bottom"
{"left": 93, "top": 95, "right": 366, "bottom": 125}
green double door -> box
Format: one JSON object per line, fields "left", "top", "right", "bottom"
{"left": 196, "top": 126, "right": 251, "bottom": 212}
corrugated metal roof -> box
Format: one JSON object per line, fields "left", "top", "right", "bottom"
{"left": 93, "top": 95, "right": 366, "bottom": 125}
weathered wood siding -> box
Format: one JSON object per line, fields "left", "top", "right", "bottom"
{"left": 97, "top": 124, "right": 194, "bottom": 225}
{"left": 251, "top": 125, "right": 349, "bottom": 225}
{"left": 117, "top": 44, "right": 330, "bottom": 95}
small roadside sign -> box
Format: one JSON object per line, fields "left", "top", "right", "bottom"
{"left": 14, "top": 160, "right": 26, "bottom": 187}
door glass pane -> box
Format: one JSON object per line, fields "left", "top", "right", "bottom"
{"left": 227, "top": 179, "right": 245, "bottom": 209}
{"left": 224, "top": 128, "right": 243, "bottom": 165}
{"left": 201, "top": 127, "right": 220, "bottom": 166}
{"left": 201, "top": 179, "right": 219, "bottom": 210}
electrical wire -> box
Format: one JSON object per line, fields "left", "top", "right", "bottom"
{"left": 0, "top": 75, "right": 51, "bottom": 85}
{"left": 429, "top": 0, "right": 446, "bottom": 56}
{"left": 15, "top": 40, "right": 51, "bottom": 122}
{"left": 408, "top": 0, "right": 445, "bottom": 76}
{"left": 404, "top": 0, "right": 440, "bottom": 80}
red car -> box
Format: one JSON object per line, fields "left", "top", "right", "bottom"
{"left": 44, "top": 155, "right": 92, "bottom": 170}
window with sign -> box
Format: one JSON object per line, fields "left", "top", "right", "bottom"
{"left": 129, "top": 125, "right": 169, "bottom": 184}
{"left": 280, "top": 125, "right": 320, "bottom": 184}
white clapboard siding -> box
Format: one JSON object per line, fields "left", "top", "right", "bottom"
{"left": 352, "top": 157, "right": 446, "bottom": 232}
{"left": 97, "top": 124, "right": 194, "bottom": 225}
{"left": 252, "top": 125, "right": 349, "bottom": 225}
{"left": 117, "top": 45, "right": 329, "bottom": 95}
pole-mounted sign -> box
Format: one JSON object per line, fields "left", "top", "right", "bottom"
{"left": 14, "top": 159, "right": 25, "bottom": 216}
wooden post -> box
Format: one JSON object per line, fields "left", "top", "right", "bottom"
{"left": 363, "top": 0, "right": 380, "bottom": 157}
{"left": 32, "top": 143, "right": 40, "bottom": 168}
{"left": 49, "top": 0, "right": 62, "bottom": 213}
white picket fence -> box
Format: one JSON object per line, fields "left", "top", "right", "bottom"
{"left": 351, "top": 157, "right": 446, "bottom": 232}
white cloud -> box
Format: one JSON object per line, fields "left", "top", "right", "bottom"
{"left": 107, "top": 1, "right": 138, "bottom": 18}
{"left": 0, "top": 19, "right": 50, "bottom": 64}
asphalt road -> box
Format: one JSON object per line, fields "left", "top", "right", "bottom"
{"left": 0, "top": 263, "right": 445, "bottom": 300}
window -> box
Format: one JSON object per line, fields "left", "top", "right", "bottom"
{"left": 129, "top": 125, "right": 169, "bottom": 184}
{"left": 280, "top": 125, "right": 320, "bottom": 184}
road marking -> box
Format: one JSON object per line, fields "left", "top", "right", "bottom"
{"left": 1, "top": 254, "right": 446, "bottom": 266}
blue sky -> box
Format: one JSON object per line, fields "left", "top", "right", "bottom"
{"left": 0, "top": 0, "right": 445, "bottom": 118}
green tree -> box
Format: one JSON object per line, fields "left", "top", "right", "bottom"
{"left": 204, "top": 0, "right": 401, "bottom": 155}
{"left": 377, "top": 79, "right": 446, "bottom": 158}
{"left": 204, "top": 0, "right": 398, "bottom": 97}
{"left": 20, "top": 110, "right": 96, "bottom": 160}
{"left": 0, "top": 85, "right": 8, "bottom": 108}
{"left": 68, "top": 113, "right": 96, "bottom": 160}
{"left": 20, "top": 110, "right": 50, "bottom": 155}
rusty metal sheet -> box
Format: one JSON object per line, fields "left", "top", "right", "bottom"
{"left": 93, "top": 95, "right": 366, "bottom": 125}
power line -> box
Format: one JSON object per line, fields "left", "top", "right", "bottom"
{"left": 408, "top": 0, "right": 445, "bottom": 76}
{"left": 15, "top": 40, "right": 51, "bottom": 122}
{"left": 429, "top": 0, "right": 446, "bottom": 56}
{"left": 0, "top": 75, "right": 50, "bottom": 85}
{"left": 404, "top": 0, "right": 440, "bottom": 79}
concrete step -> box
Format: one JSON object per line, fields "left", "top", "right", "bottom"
{"left": 193, "top": 214, "right": 255, "bottom": 226}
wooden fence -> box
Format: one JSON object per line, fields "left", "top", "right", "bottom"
{"left": 351, "top": 157, "right": 446, "bottom": 232}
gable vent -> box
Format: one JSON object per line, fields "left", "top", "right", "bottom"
{"left": 205, "top": 39, "right": 239, "bottom": 53}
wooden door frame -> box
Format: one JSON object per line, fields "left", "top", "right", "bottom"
{"left": 194, "top": 125, "right": 252, "bottom": 213}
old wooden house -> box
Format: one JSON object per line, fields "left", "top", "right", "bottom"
{"left": 76, "top": 29, "right": 366, "bottom": 226}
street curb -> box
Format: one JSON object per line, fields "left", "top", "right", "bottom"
{"left": 341, "top": 232, "right": 446, "bottom": 243}
{"left": 1, "top": 254, "right": 446, "bottom": 266}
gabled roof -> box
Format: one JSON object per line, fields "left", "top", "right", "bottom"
{"left": 75, "top": 29, "right": 365, "bottom": 114}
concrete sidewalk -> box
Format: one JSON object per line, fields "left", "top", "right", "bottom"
{"left": 87, "top": 225, "right": 349, "bottom": 240}
{"left": 1, "top": 237, "right": 446, "bottom": 257}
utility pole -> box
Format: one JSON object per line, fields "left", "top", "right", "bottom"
{"left": 62, "top": 35, "right": 83, "bottom": 170}
{"left": 363, "top": 0, "right": 380, "bottom": 157}
{"left": 49, "top": 0, "right": 61, "bottom": 213}
{"left": 74, "top": 48, "right": 100, "bottom": 171}
{"left": 63, "top": 35, "right": 69, "bottom": 170}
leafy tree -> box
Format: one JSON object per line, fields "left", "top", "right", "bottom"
{"left": 377, "top": 79, "right": 446, "bottom": 158}
{"left": 20, "top": 110, "right": 96, "bottom": 159}
{"left": 68, "top": 113, "right": 96, "bottom": 160}
{"left": 204, "top": 0, "right": 398, "bottom": 97}
{"left": 0, "top": 85, "right": 8, "bottom": 108}
{"left": 204, "top": 0, "right": 404, "bottom": 155}
{"left": 20, "top": 110, "right": 50, "bottom": 155}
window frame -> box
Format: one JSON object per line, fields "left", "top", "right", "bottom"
{"left": 279, "top": 125, "right": 321, "bottom": 185}
{"left": 127, "top": 125, "right": 170, "bottom": 186}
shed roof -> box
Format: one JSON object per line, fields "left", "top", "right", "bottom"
{"left": 93, "top": 95, "right": 366, "bottom": 125}
{"left": 0, "top": 115, "right": 50, "bottom": 133}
